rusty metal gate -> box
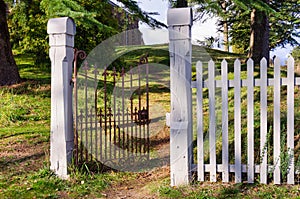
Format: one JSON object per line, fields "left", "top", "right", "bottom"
{"left": 72, "top": 49, "right": 150, "bottom": 171}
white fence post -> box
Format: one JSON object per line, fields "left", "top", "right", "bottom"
{"left": 234, "top": 59, "right": 242, "bottom": 183}
{"left": 47, "top": 17, "right": 76, "bottom": 179}
{"left": 260, "top": 58, "right": 268, "bottom": 184}
{"left": 168, "top": 8, "right": 193, "bottom": 186}
{"left": 247, "top": 58, "right": 254, "bottom": 183}
{"left": 287, "top": 56, "right": 295, "bottom": 184}
{"left": 208, "top": 60, "right": 217, "bottom": 182}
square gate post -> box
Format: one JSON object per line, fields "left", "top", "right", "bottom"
{"left": 168, "top": 8, "right": 193, "bottom": 186}
{"left": 47, "top": 17, "right": 76, "bottom": 179}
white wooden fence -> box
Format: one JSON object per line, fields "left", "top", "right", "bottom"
{"left": 168, "top": 7, "right": 299, "bottom": 186}
{"left": 194, "top": 57, "right": 299, "bottom": 185}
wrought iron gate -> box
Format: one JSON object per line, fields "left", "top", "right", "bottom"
{"left": 73, "top": 49, "right": 150, "bottom": 171}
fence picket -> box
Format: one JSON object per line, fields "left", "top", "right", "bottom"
{"left": 247, "top": 58, "right": 254, "bottom": 183}
{"left": 287, "top": 56, "right": 295, "bottom": 184}
{"left": 221, "top": 60, "right": 229, "bottom": 182}
{"left": 260, "top": 58, "right": 268, "bottom": 184}
{"left": 234, "top": 59, "right": 242, "bottom": 183}
{"left": 197, "top": 61, "right": 204, "bottom": 181}
{"left": 208, "top": 60, "right": 217, "bottom": 182}
{"left": 273, "top": 57, "right": 281, "bottom": 184}
{"left": 185, "top": 56, "right": 297, "bottom": 185}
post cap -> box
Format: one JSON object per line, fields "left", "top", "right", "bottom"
{"left": 47, "top": 17, "right": 76, "bottom": 35}
{"left": 167, "top": 8, "right": 192, "bottom": 26}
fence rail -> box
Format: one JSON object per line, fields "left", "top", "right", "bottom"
{"left": 193, "top": 57, "right": 299, "bottom": 184}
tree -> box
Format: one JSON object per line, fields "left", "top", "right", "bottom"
{"left": 292, "top": 46, "right": 300, "bottom": 71}
{"left": 248, "top": 0, "right": 270, "bottom": 64}
{"left": 292, "top": 46, "right": 300, "bottom": 62}
{"left": 0, "top": 0, "right": 21, "bottom": 85}
{"left": 231, "top": 0, "right": 300, "bottom": 64}
{"left": 221, "top": 0, "right": 229, "bottom": 52}
{"left": 194, "top": 0, "right": 272, "bottom": 63}
{"left": 9, "top": 0, "right": 49, "bottom": 66}
{"left": 41, "top": 0, "right": 119, "bottom": 54}
{"left": 195, "top": 0, "right": 300, "bottom": 65}
{"left": 116, "top": 0, "right": 166, "bottom": 28}
{"left": 194, "top": 0, "right": 232, "bottom": 52}
{"left": 268, "top": 0, "right": 300, "bottom": 49}
{"left": 8, "top": 0, "right": 166, "bottom": 65}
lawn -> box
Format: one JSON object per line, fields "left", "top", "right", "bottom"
{"left": 0, "top": 46, "right": 299, "bottom": 198}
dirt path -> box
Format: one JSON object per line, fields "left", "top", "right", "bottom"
{"left": 103, "top": 127, "right": 170, "bottom": 199}
{"left": 103, "top": 166, "right": 170, "bottom": 199}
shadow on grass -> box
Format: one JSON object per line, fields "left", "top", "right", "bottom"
{"left": 0, "top": 152, "right": 45, "bottom": 172}
{"left": 0, "top": 130, "right": 33, "bottom": 139}
{"left": 1, "top": 80, "right": 51, "bottom": 98}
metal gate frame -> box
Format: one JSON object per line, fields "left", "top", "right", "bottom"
{"left": 72, "top": 49, "right": 150, "bottom": 170}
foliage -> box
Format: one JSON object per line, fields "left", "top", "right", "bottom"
{"left": 8, "top": 1, "right": 49, "bottom": 66}
{"left": 268, "top": 0, "right": 300, "bottom": 49}
{"left": 230, "top": 0, "right": 300, "bottom": 52}
{"left": 200, "top": 36, "right": 220, "bottom": 48}
{"left": 193, "top": 0, "right": 300, "bottom": 54}
{"left": 8, "top": 0, "right": 118, "bottom": 65}
{"left": 117, "top": 0, "right": 166, "bottom": 28}
{"left": 292, "top": 46, "right": 300, "bottom": 61}
{"left": 8, "top": 0, "right": 166, "bottom": 66}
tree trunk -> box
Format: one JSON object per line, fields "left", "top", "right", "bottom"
{"left": 248, "top": 5, "right": 270, "bottom": 65}
{"left": 176, "top": 0, "right": 188, "bottom": 8}
{"left": 221, "top": 1, "right": 229, "bottom": 52}
{"left": 0, "top": 0, "right": 21, "bottom": 86}
{"left": 223, "top": 22, "right": 229, "bottom": 52}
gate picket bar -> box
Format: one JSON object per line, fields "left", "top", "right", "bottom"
{"left": 192, "top": 57, "right": 299, "bottom": 184}
{"left": 73, "top": 51, "right": 150, "bottom": 168}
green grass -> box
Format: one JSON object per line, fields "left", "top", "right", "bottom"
{"left": 0, "top": 53, "right": 125, "bottom": 198}
{"left": 114, "top": 44, "right": 244, "bottom": 70}
{"left": 1, "top": 46, "right": 299, "bottom": 198}
{"left": 0, "top": 165, "right": 134, "bottom": 198}
{"left": 157, "top": 182, "right": 300, "bottom": 198}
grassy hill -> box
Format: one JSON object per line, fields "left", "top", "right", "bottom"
{"left": 115, "top": 44, "right": 244, "bottom": 67}
{"left": 0, "top": 46, "right": 299, "bottom": 198}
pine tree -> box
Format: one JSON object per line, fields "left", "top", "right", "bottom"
{"left": 248, "top": 0, "right": 270, "bottom": 64}
{"left": 194, "top": 0, "right": 300, "bottom": 65}
{"left": 194, "top": 0, "right": 233, "bottom": 52}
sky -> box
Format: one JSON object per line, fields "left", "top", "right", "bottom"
{"left": 113, "top": 0, "right": 296, "bottom": 63}
{"left": 137, "top": 0, "right": 220, "bottom": 44}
